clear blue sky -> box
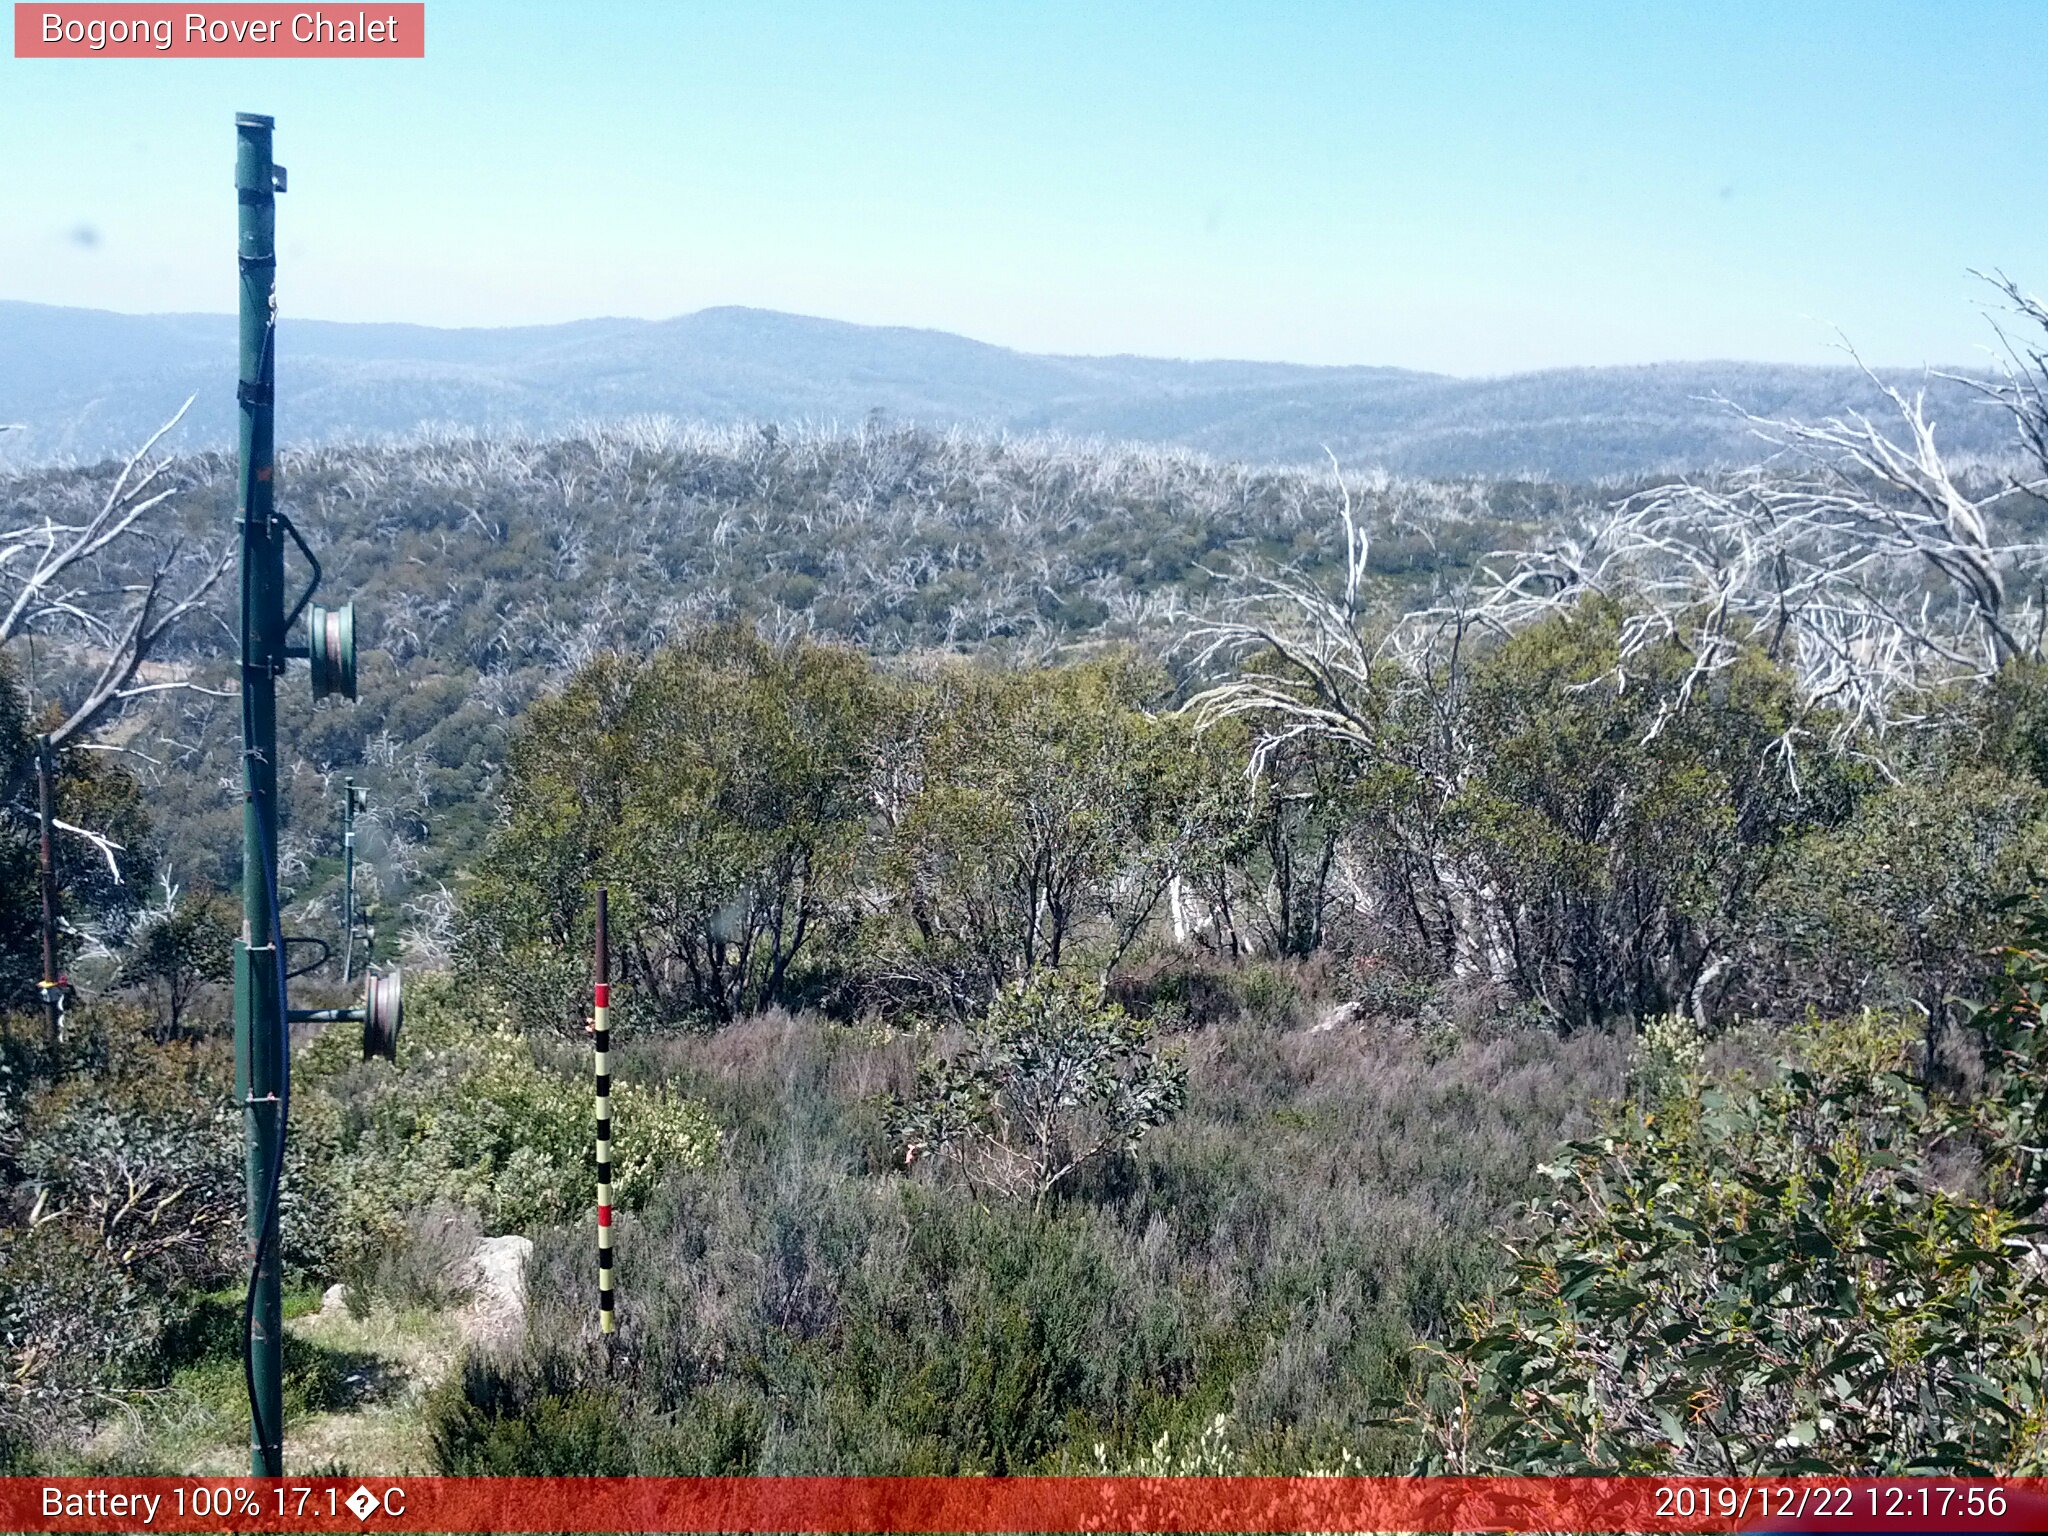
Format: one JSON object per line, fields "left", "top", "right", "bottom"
{"left": 2, "top": 1, "right": 2042, "bottom": 374}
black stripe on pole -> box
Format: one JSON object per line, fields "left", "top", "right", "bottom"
{"left": 594, "top": 886, "right": 615, "bottom": 1337}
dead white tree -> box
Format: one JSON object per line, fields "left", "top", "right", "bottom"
{"left": 1181, "top": 273, "right": 2048, "bottom": 1003}
{"left": 1186, "top": 453, "right": 1391, "bottom": 776}
{"left": 1376, "top": 280, "right": 2048, "bottom": 761}
{"left": 1960, "top": 270, "right": 2048, "bottom": 509}
{"left": 1184, "top": 462, "right": 1504, "bottom": 974}
{"left": 1, "top": 399, "right": 233, "bottom": 751}
{"left": 0, "top": 400, "right": 232, "bottom": 1046}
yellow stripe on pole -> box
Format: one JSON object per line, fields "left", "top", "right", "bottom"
{"left": 595, "top": 888, "right": 616, "bottom": 1338}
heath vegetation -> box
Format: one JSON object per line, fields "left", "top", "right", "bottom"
{"left": 6, "top": 278, "right": 2048, "bottom": 1473}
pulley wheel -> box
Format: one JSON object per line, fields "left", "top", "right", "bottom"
{"left": 308, "top": 601, "right": 357, "bottom": 701}
{"left": 362, "top": 966, "right": 403, "bottom": 1061}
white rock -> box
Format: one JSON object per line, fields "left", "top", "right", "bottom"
{"left": 1310, "top": 1002, "right": 1359, "bottom": 1034}
{"left": 461, "top": 1234, "right": 533, "bottom": 1349}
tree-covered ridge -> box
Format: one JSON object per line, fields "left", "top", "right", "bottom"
{"left": 1, "top": 423, "right": 1561, "bottom": 950}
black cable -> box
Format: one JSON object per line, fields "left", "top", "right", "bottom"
{"left": 239, "top": 796, "right": 291, "bottom": 1469}
{"left": 282, "top": 936, "right": 331, "bottom": 980}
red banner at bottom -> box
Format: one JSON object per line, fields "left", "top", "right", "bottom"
{"left": 10, "top": 1476, "right": 2048, "bottom": 1534}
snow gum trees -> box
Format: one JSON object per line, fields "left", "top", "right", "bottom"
{"left": 1188, "top": 276, "right": 2048, "bottom": 1034}
{"left": 460, "top": 625, "right": 882, "bottom": 1032}
{"left": 460, "top": 636, "right": 1222, "bottom": 1032}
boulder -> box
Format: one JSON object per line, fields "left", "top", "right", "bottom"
{"left": 460, "top": 1234, "right": 533, "bottom": 1349}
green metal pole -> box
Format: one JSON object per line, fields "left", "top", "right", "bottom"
{"left": 233, "top": 110, "right": 287, "bottom": 1478}
{"left": 341, "top": 777, "right": 356, "bottom": 983}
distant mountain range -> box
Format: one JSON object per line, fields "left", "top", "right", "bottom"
{"left": 0, "top": 300, "right": 2012, "bottom": 481}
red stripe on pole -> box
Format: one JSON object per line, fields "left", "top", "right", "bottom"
{"left": 9, "top": 1476, "right": 2048, "bottom": 1532}
{"left": 598, "top": 1206, "right": 612, "bottom": 1227}
{"left": 594, "top": 982, "right": 610, "bottom": 1008}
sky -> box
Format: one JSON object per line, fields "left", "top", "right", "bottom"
{"left": 2, "top": 1, "right": 2044, "bottom": 375}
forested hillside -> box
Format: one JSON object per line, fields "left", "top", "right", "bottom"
{"left": 0, "top": 425, "right": 1576, "bottom": 961}
{"left": 6, "top": 286, "right": 2048, "bottom": 1476}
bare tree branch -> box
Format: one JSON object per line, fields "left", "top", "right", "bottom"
{"left": 51, "top": 816, "right": 126, "bottom": 884}
{"left": 1187, "top": 282, "right": 2048, "bottom": 777}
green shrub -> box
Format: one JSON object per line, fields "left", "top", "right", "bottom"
{"left": 345, "top": 1202, "right": 484, "bottom": 1313}
{"left": 1406, "top": 1004, "right": 2048, "bottom": 1472}
{"left": 457, "top": 627, "right": 882, "bottom": 1032}
{"left": 0, "top": 1010, "right": 248, "bottom": 1446}
{"left": 1232, "top": 961, "right": 1309, "bottom": 1029}
{"left": 1628, "top": 1011, "right": 1706, "bottom": 1108}
{"left": 115, "top": 884, "right": 237, "bottom": 1039}
{"left": 873, "top": 656, "right": 1201, "bottom": 1010}
{"left": 428, "top": 1348, "right": 635, "bottom": 1475}
{"left": 893, "top": 972, "right": 1184, "bottom": 1209}
{"left": 299, "top": 975, "right": 718, "bottom": 1284}
{"left": 0, "top": 1217, "right": 161, "bottom": 1440}
{"left": 1756, "top": 768, "right": 2048, "bottom": 1028}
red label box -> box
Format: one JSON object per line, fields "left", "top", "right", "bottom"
{"left": 14, "top": 4, "right": 425, "bottom": 57}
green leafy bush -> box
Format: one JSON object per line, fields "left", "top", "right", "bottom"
{"left": 428, "top": 1345, "right": 635, "bottom": 1475}
{"left": 300, "top": 975, "right": 718, "bottom": 1279}
{"left": 1406, "top": 1002, "right": 2048, "bottom": 1472}
{"left": 874, "top": 655, "right": 1204, "bottom": 1010}
{"left": 894, "top": 972, "right": 1185, "bottom": 1209}
{"left": 458, "top": 626, "right": 882, "bottom": 1033}
{"left": 1755, "top": 768, "right": 2048, "bottom": 1029}
{"left": 115, "top": 884, "right": 237, "bottom": 1039}
{"left": 0, "top": 1008, "right": 245, "bottom": 1446}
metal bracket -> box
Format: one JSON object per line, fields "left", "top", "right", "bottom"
{"left": 272, "top": 165, "right": 288, "bottom": 193}
{"left": 277, "top": 513, "right": 323, "bottom": 634}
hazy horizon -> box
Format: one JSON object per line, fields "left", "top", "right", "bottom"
{"left": 0, "top": 294, "right": 1999, "bottom": 383}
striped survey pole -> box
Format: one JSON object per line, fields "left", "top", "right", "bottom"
{"left": 593, "top": 888, "right": 615, "bottom": 1336}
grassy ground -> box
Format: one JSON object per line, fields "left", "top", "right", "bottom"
{"left": 62, "top": 977, "right": 1627, "bottom": 1476}
{"left": 452, "top": 995, "right": 1629, "bottom": 1474}
{"left": 81, "top": 1288, "right": 463, "bottom": 1475}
